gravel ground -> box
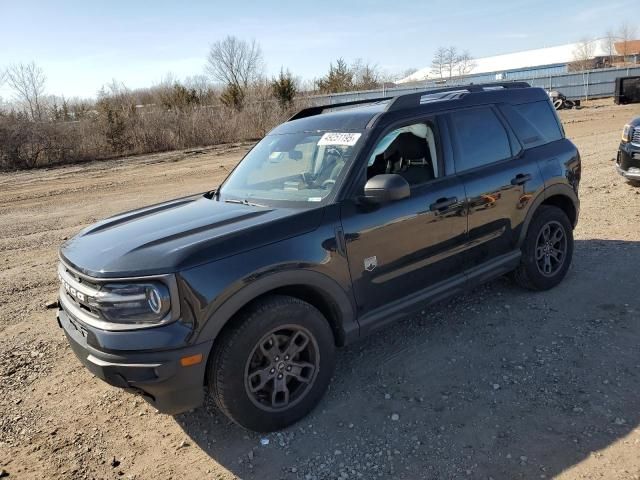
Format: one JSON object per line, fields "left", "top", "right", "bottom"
{"left": 1, "top": 100, "right": 640, "bottom": 480}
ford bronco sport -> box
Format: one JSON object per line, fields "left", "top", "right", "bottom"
{"left": 56, "top": 82, "right": 581, "bottom": 432}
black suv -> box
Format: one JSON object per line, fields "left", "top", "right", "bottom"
{"left": 56, "top": 82, "right": 581, "bottom": 432}
{"left": 617, "top": 116, "right": 640, "bottom": 182}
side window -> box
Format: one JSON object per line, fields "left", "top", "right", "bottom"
{"left": 450, "top": 107, "right": 512, "bottom": 172}
{"left": 501, "top": 101, "right": 563, "bottom": 148}
{"left": 366, "top": 122, "right": 439, "bottom": 186}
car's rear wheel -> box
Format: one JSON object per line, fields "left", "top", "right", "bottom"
{"left": 513, "top": 205, "right": 573, "bottom": 290}
{"left": 208, "top": 295, "right": 335, "bottom": 432}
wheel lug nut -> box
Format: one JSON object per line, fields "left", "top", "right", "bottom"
{"left": 286, "top": 366, "right": 292, "bottom": 371}
{"left": 284, "top": 355, "right": 289, "bottom": 360}
{"left": 275, "top": 356, "right": 279, "bottom": 361}
{"left": 270, "top": 368, "right": 275, "bottom": 374}
{"left": 278, "top": 373, "right": 283, "bottom": 379}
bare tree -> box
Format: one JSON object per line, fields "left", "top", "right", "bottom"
{"left": 617, "top": 22, "right": 638, "bottom": 58}
{"left": 431, "top": 47, "right": 447, "bottom": 79}
{"left": 604, "top": 29, "right": 617, "bottom": 64}
{"left": 5, "top": 62, "right": 47, "bottom": 121}
{"left": 206, "top": 36, "right": 263, "bottom": 91}
{"left": 443, "top": 46, "right": 460, "bottom": 79}
{"left": 456, "top": 50, "right": 476, "bottom": 77}
{"left": 184, "top": 74, "right": 215, "bottom": 103}
{"left": 572, "top": 38, "right": 596, "bottom": 71}
{"left": 432, "top": 46, "right": 469, "bottom": 80}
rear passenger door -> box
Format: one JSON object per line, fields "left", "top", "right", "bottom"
{"left": 447, "top": 105, "right": 545, "bottom": 269}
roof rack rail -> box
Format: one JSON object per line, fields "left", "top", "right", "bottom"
{"left": 288, "top": 96, "right": 392, "bottom": 121}
{"left": 386, "top": 81, "right": 531, "bottom": 112}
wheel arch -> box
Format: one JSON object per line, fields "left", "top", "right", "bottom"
{"left": 196, "top": 270, "right": 358, "bottom": 351}
{"left": 518, "top": 184, "right": 579, "bottom": 247}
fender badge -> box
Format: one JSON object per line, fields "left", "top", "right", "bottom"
{"left": 364, "top": 256, "right": 377, "bottom": 272}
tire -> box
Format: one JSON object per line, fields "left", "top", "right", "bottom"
{"left": 563, "top": 99, "right": 575, "bottom": 109}
{"left": 513, "top": 205, "right": 574, "bottom": 291}
{"left": 208, "top": 295, "right": 335, "bottom": 432}
{"left": 553, "top": 99, "right": 563, "bottom": 110}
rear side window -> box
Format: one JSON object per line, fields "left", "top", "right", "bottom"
{"left": 501, "top": 101, "right": 563, "bottom": 148}
{"left": 450, "top": 107, "right": 512, "bottom": 172}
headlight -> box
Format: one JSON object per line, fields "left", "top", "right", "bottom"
{"left": 622, "top": 124, "right": 633, "bottom": 143}
{"left": 88, "top": 282, "right": 172, "bottom": 325}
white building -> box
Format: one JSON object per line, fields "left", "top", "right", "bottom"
{"left": 399, "top": 39, "right": 615, "bottom": 84}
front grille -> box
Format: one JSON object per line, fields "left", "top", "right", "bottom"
{"left": 56, "top": 261, "right": 179, "bottom": 331}
{"left": 58, "top": 262, "right": 102, "bottom": 321}
{"left": 632, "top": 127, "right": 640, "bottom": 145}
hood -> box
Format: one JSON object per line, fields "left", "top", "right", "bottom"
{"left": 60, "top": 194, "right": 324, "bottom": 278}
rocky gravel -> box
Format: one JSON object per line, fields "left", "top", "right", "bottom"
{"left": 1, "top": 101, "right": 640, "bottom": 479}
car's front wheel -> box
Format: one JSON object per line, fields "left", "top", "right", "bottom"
{"left": 208, "top": 295, "right": 335, "bottom": 432}
{"left": 513, "top": 205, "right": 574, "bottom": 291}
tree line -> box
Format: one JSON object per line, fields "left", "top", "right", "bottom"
{"left": 6, "top": 22, "right": 636, "bottom": 171}
{"left": 0, "top": 35, "right": 414, "bottom": 170}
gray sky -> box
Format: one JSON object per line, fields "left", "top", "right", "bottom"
{"left": 0, "top": 0, "right": 637, "bottom": 99}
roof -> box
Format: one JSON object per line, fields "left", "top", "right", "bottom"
{"left": 399, "top": 39, "right": 615, "bottom": 83}
{"left": 270, "top": 101, "right": 389, "bottom": 134}
{"left": 277, "top": 83, "right": 549, "bottom": 134}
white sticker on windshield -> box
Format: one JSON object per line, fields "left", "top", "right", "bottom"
{"left": 317, "top": 132, "right": 362, "bottom": 146}
{"left": 308, "top": 197, "right": 322, "bottom": 202}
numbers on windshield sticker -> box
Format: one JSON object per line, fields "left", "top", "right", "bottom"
{"left": 317, "top": 132, "right": 362, "bottom": 146}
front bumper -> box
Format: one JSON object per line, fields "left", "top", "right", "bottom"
{"left": 617, "top": 142, "right": 640, "bottom": 180}
{"left": 57, "top": 308, "right": 212, "bottom": 414}
{"left": 616, "top": 164, "right": 640, "bottom": 180}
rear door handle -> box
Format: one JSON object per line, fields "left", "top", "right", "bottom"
{"left": 429, "top": 196, "right": 458, "bottom": 211}
{"left": 510, "top": 173, "right": 532, "bottom": 185}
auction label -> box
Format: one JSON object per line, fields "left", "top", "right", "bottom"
{"left": 317, "top": 132, "right": 362, "bottom": 146}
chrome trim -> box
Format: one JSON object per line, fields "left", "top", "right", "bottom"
{"left": 57, "top": 260, "right": 181, "bottom": 331}
{"left": 616, "top": 164, "right": 640, "bottom": 180}
{"left": 86, "top": 354, "right": 162, "bottom": 369}
{"left": 58, "top": 262, "right": 100, "bottom": 297}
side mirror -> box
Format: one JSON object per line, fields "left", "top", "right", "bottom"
{"left": 364, "top": 174, "right": 410, "bottom": 204}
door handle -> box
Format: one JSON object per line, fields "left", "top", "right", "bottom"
{"left": 429, "top": 196, "right": 458, "bottom": 211}
{"left": 510, "top": 173, "right": 532, "bottom": 186}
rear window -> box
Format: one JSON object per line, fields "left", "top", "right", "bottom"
{"left": 450, "top": 107, "right": 512, "bottom": 172}
{"left": 500, "top": 101, "right": 563, "bottom": 148}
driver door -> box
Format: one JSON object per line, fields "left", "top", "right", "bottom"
{"left": 339, "top": 117, "right": 468, "bottom": 327}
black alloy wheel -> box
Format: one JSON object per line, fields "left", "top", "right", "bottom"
{"left": 208, "top": 295, "right": 335, "bottom": 432}
{"left": 244, "top": 326, "right": 320, "bottom": 412}
{"left": 535, "top": 220, "right": 568, "bottom": 277}
{"left": 513, "top": 205, "right": 574, "bottom": 291}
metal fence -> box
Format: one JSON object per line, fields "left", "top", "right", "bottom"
{"left": 308, "top": 66, "right": 640, "bottom": 105}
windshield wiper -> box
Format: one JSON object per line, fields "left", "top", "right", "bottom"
{"left": 224, "top": 198, "right": 268, "bottom": 208}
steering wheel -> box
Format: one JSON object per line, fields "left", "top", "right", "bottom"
{"left": 321, "top": 179, "right": 336, "bottom": 189}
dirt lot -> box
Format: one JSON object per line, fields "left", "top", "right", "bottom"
{"left": 1, "top": 100, "right": 640, "bottom": 480}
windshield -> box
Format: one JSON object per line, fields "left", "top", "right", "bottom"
{"left": 219, "top": 131, "right": 363, "bottom": 204}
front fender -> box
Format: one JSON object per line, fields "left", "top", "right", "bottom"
{"left": 177, "top": 220, "right": 357, "bottom": 347}
{"left": 196, "top": 269, "right": 356, "bottom": 345}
